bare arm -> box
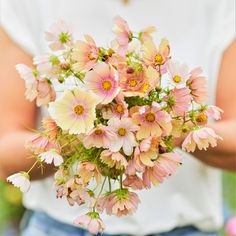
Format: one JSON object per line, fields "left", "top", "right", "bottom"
{"left": 194, "top": 39, "right": 236, "bottom": 172}
{"left": 0, "top": 27, "right": 52, "bottom": 180}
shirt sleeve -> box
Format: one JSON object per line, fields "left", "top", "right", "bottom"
{"left": 205, "top": 0, "right": 236, "bottom": 104}
{"left": 0, "top": 0, "right": 42, "bottom": 56}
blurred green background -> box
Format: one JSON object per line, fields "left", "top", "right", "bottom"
{"left": 0, "top": 172, "right": 235, "bottom": 236}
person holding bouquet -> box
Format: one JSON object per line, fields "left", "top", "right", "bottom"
{"left": 0, "top": 0, "right": 235, "bottom": 235}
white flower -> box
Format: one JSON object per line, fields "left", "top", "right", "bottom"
{"left": 168, "top": 61, "right": 189, "bottom": 88}
{"left": 39, "top": 149, "right": 64, "bottom": 166}
{"left": 7, "top": 172, "right": 31, "bottom": 193}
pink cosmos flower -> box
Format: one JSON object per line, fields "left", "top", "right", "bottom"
{"left": 125, "top": 146, "right": 146, "bottom": 175}
{"left": 84, "top": 63, "right": 119, "bottom": 104}
{"left": 182, "top": 127, "right": 222, "bottom": 152}
{"left": 42, "top": 117, "right": 60, "bottom": 139}
{"left": 82, "top": 124, "right": 116, "bottom": 149}
{"left": 132, "top": 102, "right": 172, "bottom": 140}
{"left": 122, "top": 66, "right": 160, "bottom": 98}
{"left": 226, "top": 216, "right": 236, "bottom": 236}
{"left": 107, "top": 117, "right": 139, "bottom": 155}
{"left": 165, "top": 87, "right": 192, "bottom": 115}
{"left": 48, "top": 88, "right": 98, "bottom": 135}
{"left": 143, "top": 152, "right": 182, "bottom": 188}
{"left": 123, "top": 175, "right": 146, "bottom": 190}
{"left": 62, "top": 178, "right": 91, "bottom": 206}
{"left": 100, "top": 150, "right": 128, "bottom": 170}
{"left": 100, "top": 93, "right": 128, "bottom": 119}
{"left": 204, "top": 105, "right": 223, "bottom": 121}
{"left": 97, "top": 190, "right": 140, "bottom": 217}
{"left": 25, "top": 133, "right": 61, "bottom": 154}
{"left": 16, "top": 64, "right": 38, "bottom": 101}
{"left": 69, "top": 187, "right": 92, "bottom": 207}
{"left": 138, "top": 137, "right": 160, "bottom": 167}
{"left": 77, "top": 162, "right": 101, "bottom": 185}
{"left": 39, "top": 149, "right": 63, "bottom": 166}
{"left": 7, "top": 172, "right": 31, "bottom": 193}
{"left": 187, "top": 67, "right": 208, "bottom": 104}
{"left": 45, "top": 20, "right": 73, "bottom": 51}
{"left": 74, "top": 213, "right": 105, "bottom": 235}
{"left": 168, "top": 61, "right": 189, "bottom": 88}
{"left": 16, "top": 64, "right": 56, "bottom": 106}
{"left": 72, "top": 35, "right": 99, "bottom": 72}
{"left": 36, "top": 80, "right": 56, "bottom": 106}
{"left": 142, "top": 38, "right": 170, "bottom": 73}
{"left": 112, "top": 16, "right": 132, "bottom": 56}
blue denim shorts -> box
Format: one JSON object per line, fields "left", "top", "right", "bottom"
{"left": 21, "top": 211, "right": 217, "bottom": 236}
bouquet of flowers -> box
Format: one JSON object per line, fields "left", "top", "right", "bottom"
{"left": 7, "top": 16, "right": 223, "bottom": 234}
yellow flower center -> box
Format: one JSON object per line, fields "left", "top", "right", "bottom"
{"left": 141, "top": 83, "right": 150, "bottom": 92}
{"left": 74, "top": 105, "right": 84, "bottom": 115}
{"left": 173, "top": 75, "right": 182, "bottom": 83}
{"left": 118, "top": 127, "right": 127, "bottom": 136}
{"left": 88, "top": 51, "right": 95, "bottom": 60}
{"left": 154, "top": 54, "right": 164, "bottom": 64}
{"left": 145, "top": 112, "right": 156, "bottom": 122}
{"left": 108, "top": 48, "right": 115, "bottom": 57}
{"left": 115, "top": 104, "right": 124, "bottom": 114}
{"left": 94, "top": 129, "right": 104, "bottom": 135}
{"left": 196, "top": 113, "right": 208, "bottom": 124}
{"left": 129, "top": 79, "right": 138, "bottom": 87}
{"left": 102, "top": 80, "right": 112, "bottom": 91}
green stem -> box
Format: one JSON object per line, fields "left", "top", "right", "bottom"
{"left": 120, "top": 174, "right": 123, "bottom": 190}
{"left": 93, "top": 176, "right": 107, "bottom": 211}
{"left": 27, "top": 161, "right": 38, "bottom": 174}
{"left": 108, "top": 177, "right": 112, "bottom": 192}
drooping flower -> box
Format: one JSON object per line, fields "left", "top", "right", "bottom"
{"left": 39, "top": 149, "right": 63, "bottom": 166}
{"left": 100, "top": 150, "right": 128, "bottom": 170}
{"left": 64, "top": 178, "right": 93, "bottom": 207}
{"left": 187, "top": 67, "right": 208, "bottom": 104}
{"left": 42, "top": 117, "right": 60, "bottom": 139}
{"left": 45, "top": 20, "right": 73, "bottom": 51}
{"left": 74, "top": 212, "right": 105, "bottom": 235}
{"left": 62, "top": 178, "right": 90, "bottom": 206}
{"left": 48, "top": 88, "right": 98, "bottom": 134}
{"left": 84, "top": 63, "right": 119, "bottom": 104}
{"left": 72, "top": 35, "right": 99, "bottom": 72}
{"left": 97, "top": 189, "right": 140, "bottom": 217}
{"left": 36, "top": 80, "right": 56, "bottom": 106}
{"left": 132, "top": 102, "right": 172, "bottom": 140}
{"left": 25, "top": 133, "right": 61, "bottom": 154}
{"left": 125, "top": 145, "right": 146, "bottom": 175}
{"left": 16, "top": 64, "right": 38, "bottom": 101}
{"left": 168, "top": 61, "right": 189, "bottom": 88}
{"left": 7, "top": 172, "right": 31, "bottom": 193}
{"left": 112, "top": 16, "right": 132, "bottom": 56}
{"left": 142, "top": 152, "right": 182, "bottom": 188}
{"left": 182, "top": 127, "right": 222, "bottom": 152}
{"left": 107, "top": 118, "right": 139, "bottom": 155}
{"left": 123, "top": 175, "right": 146, "bottom": 190}
{"left": 77, "top": 162, "right": 102, "bottom": 185}
{"left": 204, "top": 105, "right": 223, "bottom": 121}
{"left": 142, "top": 38, "right": 170, "bottom": 72}
{"left": 82, "top": 124, "right": 116, "bottom": 149}
{"left": 165, "top": 87, "right": 192, "bottom": 115}
{"left": 16, "top": 64, "right": 56, "bottom": 106}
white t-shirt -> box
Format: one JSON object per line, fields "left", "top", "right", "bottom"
{"left": 1, "top": 0, "right": 235, "bottom": 235}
